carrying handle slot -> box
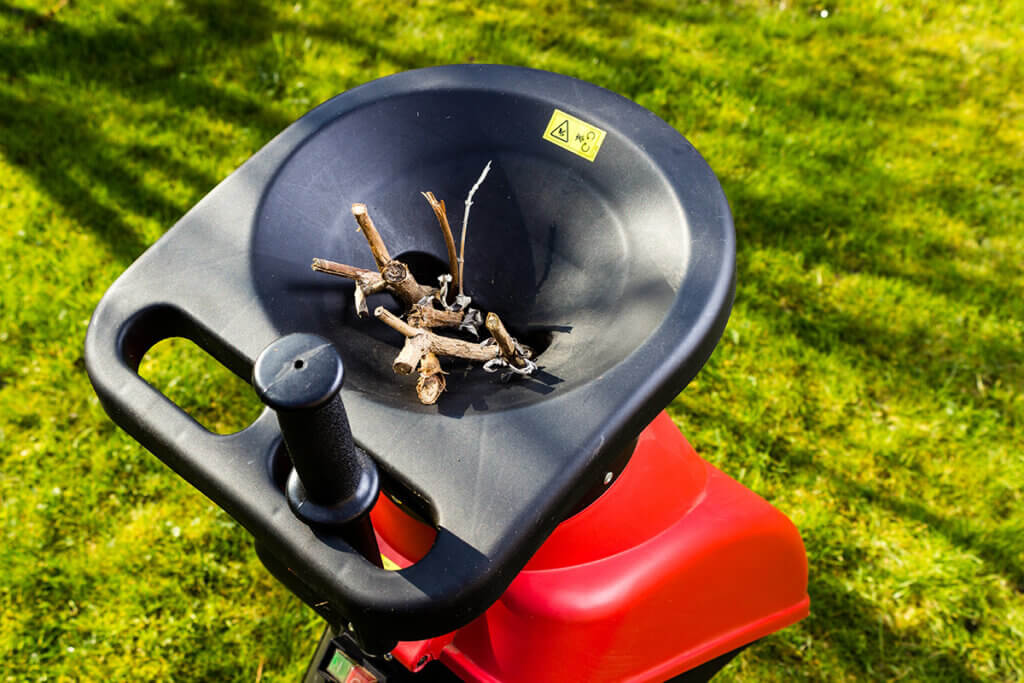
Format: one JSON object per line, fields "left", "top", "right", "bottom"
{"left": 117, "top": 304, "right": 265, "bottom": 437}
{"left": 138, "top": 336, "right": 264, "bottom": 435}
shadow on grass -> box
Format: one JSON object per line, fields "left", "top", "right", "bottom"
{"left": 0, "top": 89, "right": 193, "bottom": 263}
{"left": 5, "top": 0, "right": 1010, "bottom": 298}
{"left": 727, "top": 178, "right": 1024, "bottom": 321}
{"left": 673, "top": 407, "right": 1003, "bottom": 680}
{"left": 839, "top": 471, "right": 1024, "bottom": 594}
{"left": 0, "top": 0, "right": 289, "bottom": 263}
{"left": 796, "top": 464, "right": 1016, "bottom": 682}
{"left": 0, "top": 1, "right": 732, "bottom": 262}
{"left": 801, "top": 574, "right": 984, "bottom": 682}
{"left": 736, "top": 244, "right": 1022, "bottom": 390}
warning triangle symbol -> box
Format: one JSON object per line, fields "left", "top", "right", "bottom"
{"left": 551, "top": 119, "right": 570, "bottom": 143}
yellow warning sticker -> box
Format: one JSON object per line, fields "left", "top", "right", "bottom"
{"left": 542, "top": 109, "right": 607, "bottom": 162}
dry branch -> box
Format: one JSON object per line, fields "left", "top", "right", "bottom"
{"left": 374, "top": 307, "right": 421, "bottom": 337}
{"left": 458, "top": 160, "right": 492, "bottom": 298}
{"left": 375, "top": 307, "right": 519, "bottom": 364}
{"left": 485, "top": 312, "right": 528, "bottom": 369}
{"left": 381, "top": 261, "right": 436, "bottom": 308}
{"left": 311, "top": 258, "right": 387, "bottom": 318}
{"left": 422, "top": 192, "right": 459, "bottom": 296}
{"left": 311, "top": 259, "right": 381, "bottom": 283}
{"left": 351, "top": 203, "right": 391, "bottom": 269}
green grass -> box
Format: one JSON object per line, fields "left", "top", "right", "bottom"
{"left": 1, "top": 0, "right": 1021, "bottom": 680}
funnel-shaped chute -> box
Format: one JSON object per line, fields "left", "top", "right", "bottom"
{"left": 85, "top": 66, "right": 734, "bottom": 644}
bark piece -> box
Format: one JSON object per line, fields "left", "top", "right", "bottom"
{"left": 408, "top": 303, "right": 464, "bottom": 329}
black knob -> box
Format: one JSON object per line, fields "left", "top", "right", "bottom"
{"left": 253, "top": 334, "right": 380, "bottom": 541}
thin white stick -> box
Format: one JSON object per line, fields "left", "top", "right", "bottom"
{"left": 458, "top": 160, "right": 492, "bottom": 297}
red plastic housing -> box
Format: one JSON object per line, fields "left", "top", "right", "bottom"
{"left": 370, "top": 412, "right": 809, "bottom": 681}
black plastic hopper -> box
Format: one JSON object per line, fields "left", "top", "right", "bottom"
{"left": 85, "top": 65, "right": 735, "bottom": 647}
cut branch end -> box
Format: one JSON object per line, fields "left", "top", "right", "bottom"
{"left": 416, "top": 352, "right": 446, "bottom": 405}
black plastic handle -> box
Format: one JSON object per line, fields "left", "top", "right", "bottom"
{"left": 253, "top": 333, "right": 382, "bottom": 566}
{"left": 83, "top": 295, "right": 508, "bottom": 648}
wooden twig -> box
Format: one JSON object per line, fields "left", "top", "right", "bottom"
{"left": 375, "top": 307, "right": 509, "bottom": 363}
{"left": 422, "top": 192, "right": 459, "bottom": 296}
{"left": 485, "top": 312, "right": 528, "bottom": 369}
{"left": 311, "top": 259, "right": 374, "bottom": 280}
{"left": 311, "top": 258, "right": 386, "bottom": 318}
{"left": 351, "top": 204, "right": 391, "bottom": 269}
{"left": 374, "top": 307, "right": 421, "bottom": 337}
{"left": 408, "top": 303, "right": 464, "bottom": 329}
{"left": 458, "top": 160, "right": 492, "bottom": 298}
{"left": 416, "top": 353, "right": 446, "bottom": 405}
{"left": 346, "top": 204, "right": 438, "bottom": 308}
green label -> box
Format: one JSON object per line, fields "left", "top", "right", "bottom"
{"left": 326, "top": 649, "right": 354, "bottom": 680}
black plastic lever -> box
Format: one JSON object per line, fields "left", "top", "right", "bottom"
{"left": 253, "top": 333, "right": 382, "bottom": 567}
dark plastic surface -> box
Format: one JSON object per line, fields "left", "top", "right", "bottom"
{"left": 84, "top": 65, "right": 735, "bottom": 643}
{"left": 253, "top": 333, "right": 345, "bottom": 412}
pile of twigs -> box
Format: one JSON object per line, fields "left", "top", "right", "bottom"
{"left": 312, "top": 163, "right": 536, "bottom": 404}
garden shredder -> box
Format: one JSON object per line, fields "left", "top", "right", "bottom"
{"left": 85, "top": 65, "right": 809, "bottom": 681}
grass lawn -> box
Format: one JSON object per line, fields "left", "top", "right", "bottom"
{"left": 1, "top": 0, "right": 1022, "bottom": 680}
